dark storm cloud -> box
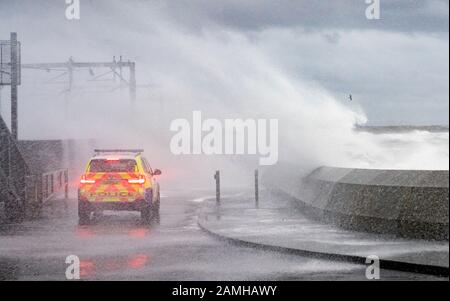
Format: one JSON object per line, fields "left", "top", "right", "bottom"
{"left": 158, "top": 0, "right": 449, "bottom": 33}
{"left": 1, "top": 0, "right": 448, "bottom": 33}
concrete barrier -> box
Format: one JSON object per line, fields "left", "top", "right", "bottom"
{"left": 268, "top": 166, "right": 449, "bottom": 241}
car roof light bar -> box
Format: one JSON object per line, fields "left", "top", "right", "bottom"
{"left": 94, "top": 149, "right": 144, "bottom": 155}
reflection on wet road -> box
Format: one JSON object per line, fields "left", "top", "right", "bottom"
{"left": 0, "top": 190, "right": 444, "bottom": 280}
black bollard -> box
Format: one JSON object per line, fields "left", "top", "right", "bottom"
{"left": 255, "top": 169, "right": 259, "bottom": 207}
{"left": 214, "top": 170, "right": 220, "bottom": 204}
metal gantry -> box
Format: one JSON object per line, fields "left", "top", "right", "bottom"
{"left": 22, "top": 56, "right": 136, "bottom": 103}
{"left": 2, "top": 32, "right": 140, "bottom": 139}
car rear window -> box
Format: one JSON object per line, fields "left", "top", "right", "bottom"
{"left": 89, "top": 159, "right": 137, "bottom": 173}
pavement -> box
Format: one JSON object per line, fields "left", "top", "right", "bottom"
{"left": 198, "top": 190, "right": 449, "bottom": 277}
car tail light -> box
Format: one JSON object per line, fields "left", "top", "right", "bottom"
{"left": 80, "top": 175, "right": 96, "bottom": 184}
{"left": 128, "top": 174, "right": 145, "bottom": 184}
{"left": 106, "top": 158, "right": 119, "bottom": 161}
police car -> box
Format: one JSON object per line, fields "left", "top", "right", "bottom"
{"left": 77, "top": 149, "right": 161, "bottom": 224}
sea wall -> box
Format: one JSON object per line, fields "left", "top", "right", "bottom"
{"left": 268, "top": 166, "right": 449, "bottom": 240}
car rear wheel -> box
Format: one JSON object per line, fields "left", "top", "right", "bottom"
{"left": 141, "top": 205, "right": 152, "bottom": 222}
{"left": 153, "top": 192, "right": 160, "bottom": 213}
{"left": 78, "top": 200, "right": 91, "bottom": 225}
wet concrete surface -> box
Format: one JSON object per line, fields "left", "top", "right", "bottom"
{"left": 199, "top": 191, "right": 449, "bottom": 272}
{"left": 0, "top": 190, "right": 446, "bottom": 280}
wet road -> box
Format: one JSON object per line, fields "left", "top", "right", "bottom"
{"left": 0, "top": 190, "right": 444, "bottom": 280}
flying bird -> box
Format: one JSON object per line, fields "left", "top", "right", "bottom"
{"left": 348, "top": 94, "right": 353, "bottom": 101}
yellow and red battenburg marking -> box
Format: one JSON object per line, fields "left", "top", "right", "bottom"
{"left": 80, "top": 172, "right": 145, "bottom": 202}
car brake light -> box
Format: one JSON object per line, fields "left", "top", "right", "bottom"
{"left": 128, "top": 175, "right": 145, "bottom": 184}
{"left": 80, "top": 175, "right": 96, "bottom": 184}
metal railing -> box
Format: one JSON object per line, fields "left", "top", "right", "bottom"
{"left": 0, "top": 114, "right": 28, "bottom": 221}
{"left": 40, "top": 169, "right": 69, "bottom": 202}
{"left": 1, "top": 114, "right": 68, "bottom": 222}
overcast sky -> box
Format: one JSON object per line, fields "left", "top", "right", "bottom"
{"left": 0, "top": 0, "right": 449, "bottom": 126}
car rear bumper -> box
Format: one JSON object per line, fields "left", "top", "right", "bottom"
{"left": 80, "top": 200, "right": 148, "bottom": 211}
